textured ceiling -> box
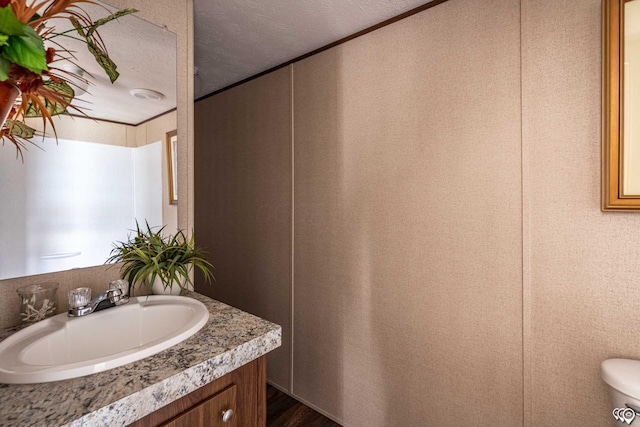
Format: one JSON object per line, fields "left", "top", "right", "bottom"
{"left": 52, "top": 1, "right": 436, "bottom": 122}
{"left": 194, "top": 0, "right": 433, "bottom": 98}
{"left": 51, "top": 2, "right": 177, "bottom": 124}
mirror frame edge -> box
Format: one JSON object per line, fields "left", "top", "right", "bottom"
{"left": 602, "top": 0, "right": 640, "bottom": 210}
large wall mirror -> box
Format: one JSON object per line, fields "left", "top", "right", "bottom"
{"left": 0, "top": 1, "right": 177, "bottom": 279}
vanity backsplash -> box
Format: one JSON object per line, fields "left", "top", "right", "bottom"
{"left": 0, "top": 265, "right": 122, "bottom": 329}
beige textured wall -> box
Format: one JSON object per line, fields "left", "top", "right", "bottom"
{"left": 292, "top": 0, "right": 522, "bottom": 425}
{"left": 194, "top": 68, "right": 292, "bottom": 391}
{"left": 140, "top": 110, "right": 177, "bottom": 147}
{"left": 194, "top": 0, "right": 523, "bottom": 425}
{"left": 522, "top": 0, "right": 640, "bottom": 426}
{"left": 24, "top": 110, "right": 177, "bottom": 148}
{"left": 0, "top": 0, "right": 193, "bottom": 329}
{"left": 188, "top": 0, "right": 640, "bottom": 424}
{"left": 24, "top": 115, "right": 133, "bottom": 147}
{"left": 195, "top": 0, "right": 634, "bottom": 425}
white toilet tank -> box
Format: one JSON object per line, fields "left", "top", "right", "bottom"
{"left": 602, "top": 359, "right": 640, "bottom": 426}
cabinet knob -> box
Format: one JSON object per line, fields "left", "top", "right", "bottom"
{"left": 221, "top": 408, "right": 234, "bottom": 423}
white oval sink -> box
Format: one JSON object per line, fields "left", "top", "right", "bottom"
{"left": 0, "top": 295, "right": 209, "bottom": 384}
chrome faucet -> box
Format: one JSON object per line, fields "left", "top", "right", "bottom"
{"left": 67, "top": 283, "right": 129, "bottom": 317}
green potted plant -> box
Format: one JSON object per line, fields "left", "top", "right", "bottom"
{"left": 106, "top": 222, "right": 214, "bottom": 295}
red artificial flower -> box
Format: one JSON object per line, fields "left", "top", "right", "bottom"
{"left": 46, "top": 48, "right": 55, "bottom": 64}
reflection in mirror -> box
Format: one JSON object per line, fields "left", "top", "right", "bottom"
{"left": 0, "top": 1, "right": 177, "bottom": 279}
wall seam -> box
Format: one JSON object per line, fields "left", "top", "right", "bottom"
{"left": 289, "top": 63, "right": 296, "bottom": 394}
{"left": 520, "top": 0, "right": 533, "bottom": 426}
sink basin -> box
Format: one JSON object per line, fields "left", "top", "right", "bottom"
{"left": 0, "top": 295, "right": 209, "bottom": 384}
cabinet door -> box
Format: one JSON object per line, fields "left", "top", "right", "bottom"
{"left": 161, "top": 384, "right": 237, "bottom": 427}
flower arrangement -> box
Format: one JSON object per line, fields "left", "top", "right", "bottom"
{"left": 106, "top": 222, "right": 215, "bottom": 295}
{"left": 0, "top": 0, "right": 136, "bottom": 157}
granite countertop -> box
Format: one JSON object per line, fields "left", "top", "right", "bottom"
{"left": 0, "top": 292, "right": 281, "bottom": 427}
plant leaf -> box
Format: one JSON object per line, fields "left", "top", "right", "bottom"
{"left": 0, "top": 55, "right": 9, "bottom": 80}
{"left": 70, "top": 16, "right": 119, "bottom": 83}
{"left": 25, "top": 80, "right": 74, "bottom": 117}
{"left": 2, "top": 25, "right": 47, "bottom": 74}
{"left": 6, "top": 119, "right": 35, "bottom": 138}
{"left": 87, "top": 40, "right": 118, "bottom": 82}
{"left": 0, "top": 6, "right": 26, "bottom": 36}
{"left": 87, "top": 9, "right": 138, "bottom": 37}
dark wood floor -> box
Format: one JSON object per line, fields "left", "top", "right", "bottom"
{"left": 266, "top": 385, "right": 341, "bottom": 427}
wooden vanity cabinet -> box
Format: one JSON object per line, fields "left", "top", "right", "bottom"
{"left": 161, "top": 384, "right": 238, "bottom": 427}
{"left": 128, "top": 356, "right": 266, "bottom": 427}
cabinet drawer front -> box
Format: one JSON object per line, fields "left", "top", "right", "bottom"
{"left": 162, "top": 384, "right": 238, "bottom": 427}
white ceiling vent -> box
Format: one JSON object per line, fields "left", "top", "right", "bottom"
{"left": 129, "top": 88, "right": 166, "bottom": 101}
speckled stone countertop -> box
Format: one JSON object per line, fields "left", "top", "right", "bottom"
{"left": 0, "top": 292, "right": 281, "bottom": 427}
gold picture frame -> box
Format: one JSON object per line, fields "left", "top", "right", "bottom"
{"left": 166, "top": 130, "right": 178, "bottom": 205}
{"left": 602, "top": 0, "right": 640, "bottom": 210}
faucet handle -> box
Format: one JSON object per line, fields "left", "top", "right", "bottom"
{"left": 109, "top": 279, "right": 129, "bottom": 297}
{"left": 68, "top": 287, "right": 91, "bottom": 309}
{"left": 108, "top": 281, "right": 129, "bottom": 306}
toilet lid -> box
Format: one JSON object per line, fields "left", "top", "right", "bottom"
{"left": 601, "top": 359, "right": 640, "bottom": 398}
